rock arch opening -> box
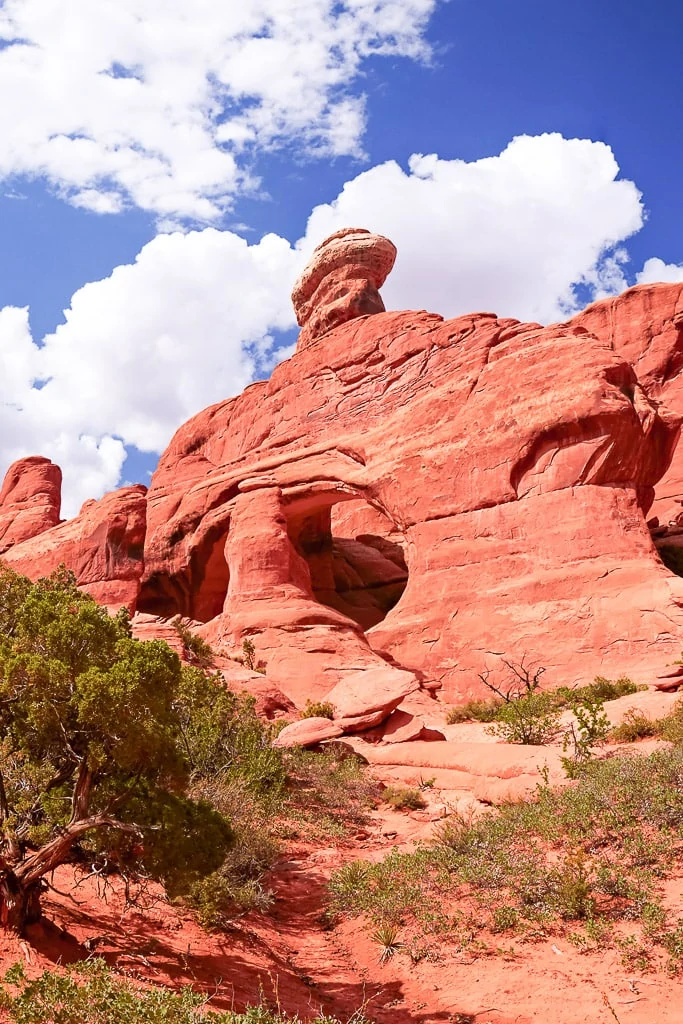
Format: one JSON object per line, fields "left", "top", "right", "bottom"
{"left": 286, "top": 498, "right": 408, "bottom": 631}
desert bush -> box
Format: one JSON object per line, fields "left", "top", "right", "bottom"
{"left": 0, "top": 960, "right": 367, "bottom": 1023}
{"left": 446, "top": 698, "right": 502, "bottom": 724}
{"left": 242, "top": 638, "right": 257, "bottom": 670}
{"left": 301, "top": 700, "right": 335, "bottom": 720}
{"left": 561, "top": 693, "right": 611, "bottom": 776}
{"left": 610, "top": 709, "right": 662, "bottom": 743}
{"left": 553, "top": 676, "right": 642, "bottom": 707}
{"left": 329, "top": 747, "right": 683, "bottom": 957}
{"left": 172, "top": 616, "right": 215, "bottom": 667}
{"left": 382, "top": 786, "right": 426, "bottom": 811}
{"left": 477, "top": 658, "right": 562, "bottom": 745}
{"left": 660, "top": 700, "right": 683, "bottom": 745}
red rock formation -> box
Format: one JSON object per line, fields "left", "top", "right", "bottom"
{"left": 141, "top": 230, "right": 683, "bottom": 702}
{"left": 3, "top": 485, "right": 147, "bottom": 612}
{"left": 568, "top": 281, "right": 683, "bottom": 525}
{"left": 0, "top": 456, "right": 61, "bottom": 553}
{"left": 291, "top": 228, "right": 396, "bottom": 351}
{"left": 5, "top": 233, "right": 683, "bottom": 713}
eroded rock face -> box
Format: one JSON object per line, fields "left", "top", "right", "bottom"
{"left": 142, "top": 237, "right": 683, "bottom": 700}
{"left": 568, "top": 282, "right": 683, "bottom": 525}
{"left": 291, "top": 228, "right": 396, "bottom": 351}
{"left": 0, "top": 457, "right": 61, "bottom": 553}
{"left": 3, "top": 485, "right": 147, "bottom": 612}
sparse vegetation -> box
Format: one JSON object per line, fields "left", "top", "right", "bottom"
{"left": 0, "top": 960, "right": 370, "bottom": 1023}
{"left": 446, "top": 698, "right": 501, "bottom": 724}
{"left": 327, "top": 746, "right": 683, "bottom": 970}
{"left": 610, "top": 709, "right": 662, "bottom": 743}
{"left": 242, "top": 638, "right": 257, "bottom": 670}
{"left": 448, "top": 675, "right": 643, "bottom": 727}
{"left": 382, "top": 786, "right": 426, "bottom": 811}
{"left": 301, "top": 700, "right": 335, "bottom": 720}
{"left": 479, "top": 659, "right": 561, "bottom": 745}
{"left": 172, "top": 616, "right": 215, "bottom": 667}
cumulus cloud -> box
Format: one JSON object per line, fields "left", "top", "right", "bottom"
{"left": 0, "top": 133, "right": 671, "bottom": 515}
{"left": 0, "top": 231, "right": 302, "bottom": 515}
{"left": 637, "top": 257, "right": 683, "bottom": 284}
{"left": 0, "top": 0, "right": 436, "bottom": 220}
{"left": 299, "top": 134, "right": 645, "bottom": 323}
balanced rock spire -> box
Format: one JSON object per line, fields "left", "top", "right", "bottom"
{"left": 291, "top": 227, "right": 397, "bottom": 350}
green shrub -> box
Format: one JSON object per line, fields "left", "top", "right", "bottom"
{"left": 561, "top": 693, "right": 611, "bottom": 776}
{"left": 660, "top": 700, "right": 683, "bottom": 745}
{"left": 0, "top": 959, "right": 366, "bottom": 1023}
{"left": 301, "top": 700, "right": 335, "bottom": 720}
{"left": 446, "top": 698, "right": 501, "bottom": 724}
{"left": 487, "top": 691, "right": 561, "bottom": 745}
{"left": 172, "top": 616, "right": 215, "bottom": 667}
{"left": 553, "top": 676, "right": 643, "bottom": 707}
{"left": 242, "top": 638, "right": 257, "bottom": 670}
{"left": 0, "top": 565, "right": 234, "bottom": 932}
{"left": 382, "top": 786, "right": 426, "bottom": 811}
{"left": 610, "top": 709, "right": 663, "bottom": 743}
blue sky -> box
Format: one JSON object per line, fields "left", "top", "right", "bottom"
{"left": 0, "top": 0, "right": 681, "bottom": 514}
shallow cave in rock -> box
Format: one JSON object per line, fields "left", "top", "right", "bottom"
{"left": 138, "top": 524, "right": 230, "bottom": 622}
{"left": 287, "top": 499, "right": 408, "bottom": 631}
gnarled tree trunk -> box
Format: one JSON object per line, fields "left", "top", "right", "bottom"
{"left": 0, "top": 871, "right": 42, "bottom": 934}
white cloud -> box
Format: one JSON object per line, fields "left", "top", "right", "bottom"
{"left": 298, "top": 134, "right": 645, "bottom": 323}
{"left": 0, "top": 133, "right": 671, "bottom": 516}
{"left": 637, "top": 257, "right": 683, "bottom": 284}
{"left": 0, "top": 230, "right": 302, "bottom": 515}
{"left": 0, "top": 0, "right": 436, "bottom": 220}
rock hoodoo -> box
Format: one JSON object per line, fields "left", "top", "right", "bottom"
{"left": 0, "top": 456, "right": 61, "bottom": 553}
{"left": 291, "top": 228, "right": 397, "bottom": 350}
{"left": 4, "top": 229, "right": 683, "bottom": 717}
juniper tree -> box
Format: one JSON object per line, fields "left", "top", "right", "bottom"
{"left": 0, "top": 565, "right": 233, "bottom": 932}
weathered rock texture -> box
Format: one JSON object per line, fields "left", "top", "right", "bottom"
{"left": 139, "top": 233, "right": 683, "bottom": 702}
{"left": 2, "top": 485, "right": 147, "bottom": 611}
{"left": 0, "top": 457, "right": 61, "bottom": 553}
{"left": 569, "top": 281, "right": 683, "bottom": 526}
{"left": 6, "top": 233, "right": 683, "bottom": 712}
{"left": 292, "top": 228, "right": 396, "bottom": 351}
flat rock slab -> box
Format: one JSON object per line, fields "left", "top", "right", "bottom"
{"left": 273, "top": 717, "right": 344, "bottom": 748}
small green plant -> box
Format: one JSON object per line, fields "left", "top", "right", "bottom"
{"left": 479, "top": 657, "right": 562, "bottom": 745}
{"left": 371, "top": 922, "right": 403, "bottom": 963}
{"left": 301, "top": 700, "right": 335, "bottom": 720}
{"left": 561, "top": 693, "right": 611, "bottom": 776}
{"left": 491, "top": 905, "right": 519, "bottom": 933}
{"left": 172, "top": 616, "right": 215, "bottom": 667}
{"left": 242, "top": 638, "right": 257, "bottom": 670}
{"left": 660, "top": 700, "right": 683, "bottom": 745}
{"left": 610, "top": 709, "right": 662, "bottom": 743}
{"left": 446, "top": 698, "right": 502, "bottom": 724}
{"left": 382, "top": 786, "right": 426, "bottom": 811}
